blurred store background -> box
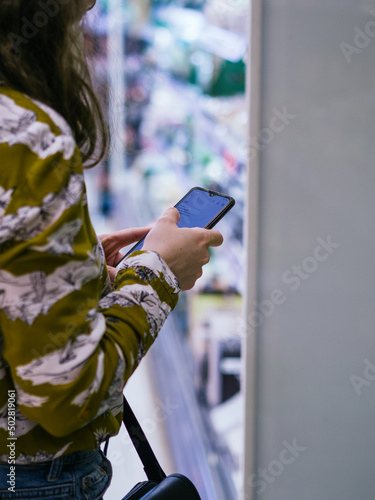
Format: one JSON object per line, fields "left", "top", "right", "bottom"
{"left": 83, "top": 1, "right": 375, "bottom": 499}
{"left": 83, "top": 0, "right": 247, "bottom": 499}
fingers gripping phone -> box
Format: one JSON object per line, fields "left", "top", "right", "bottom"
{"left": 115, "top": 187, "right": 235, "bottom": 267}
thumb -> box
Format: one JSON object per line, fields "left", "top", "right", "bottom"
{"left": 160, "top": 207, "right": 181, "bottom": 225}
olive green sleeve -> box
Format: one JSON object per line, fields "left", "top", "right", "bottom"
{"left": 0, "top": 93, "right": 180, "bottom": 438}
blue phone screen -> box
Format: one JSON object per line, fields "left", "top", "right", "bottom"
{"left": 126, "top": 189, "right": 231, "bottom": 256}
{"left": 176, "top": 189, "right": 230, "bottom": 228}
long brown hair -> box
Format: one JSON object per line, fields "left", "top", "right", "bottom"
{"left": 0, "top": 0, "right": 109, "bottom": 167}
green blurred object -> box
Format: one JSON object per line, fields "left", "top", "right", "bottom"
{"left": 209, "top": 59, "right": 246, "bottom": 96}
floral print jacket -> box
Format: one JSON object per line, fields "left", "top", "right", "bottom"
{"left": 0, "top": 87, "right": 180, "bottom": 464}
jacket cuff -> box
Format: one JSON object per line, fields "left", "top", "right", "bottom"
{"left": 116, "top": 250, "right": 181, "bottom": 296}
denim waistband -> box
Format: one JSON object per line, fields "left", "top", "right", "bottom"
{"left": 0, "top": 448, "right": 100, "bottom": 470}
{"left": 0, "top": 447, "right": 112, "bottom": 498}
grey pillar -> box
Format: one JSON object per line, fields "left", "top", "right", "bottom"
{"left": 244, "top": 1, "right": 375, "bottom": 499}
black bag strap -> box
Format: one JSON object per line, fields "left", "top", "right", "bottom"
{"left": 122, "top": 395, "right": 167, "bottom": 483}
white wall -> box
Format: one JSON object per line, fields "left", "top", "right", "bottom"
{"left": 244, "top": 1, "right": 375, "bottom": 499}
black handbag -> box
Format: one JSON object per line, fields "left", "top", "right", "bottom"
{"left": 119, "top": 395, "right": 202, "bottom": 500}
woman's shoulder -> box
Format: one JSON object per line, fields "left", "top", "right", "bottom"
{"left": 0, "top": 86, "right": 77, "bottom": 163}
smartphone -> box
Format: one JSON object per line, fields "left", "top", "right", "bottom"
{"left": 115, "top": 187, "right": 235, "bottom": 266}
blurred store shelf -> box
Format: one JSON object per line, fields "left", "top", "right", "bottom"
{"left": 84, "top": 1, "right": 247, "bottom": 497}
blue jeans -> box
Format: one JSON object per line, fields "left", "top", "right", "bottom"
{"left": 0, "top": 448, "right": 112, "bottom": 499}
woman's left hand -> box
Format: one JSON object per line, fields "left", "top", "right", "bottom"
{"left": 99, "top": 227, "right": 150, "bottom": 284}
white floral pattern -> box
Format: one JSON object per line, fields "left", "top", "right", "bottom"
{"left": 118, "top": 251, "right": 181, "bottom": 292}
{"left": 31, "top": 218, "right": 83, "bottom": 256}
{"left": 0, "top": 404, "right": 37, "bottom": 437}
{"left": 0, "top": 174, "right": 84, "bottom": 245}
{"left": 99, "top": 283, "right": 172, "bottom": 339}
{"left": 0, "top": 94, "right": 76, "bottom": 160}
{"left": 0, "top": 186, "right": 14, "bottom": 217}
{"left": 14, "top": 384, "right": 49, "bottom": 408}
{"left": 72, "top": 350, "right": 105, "bottom": 407}
{"left": 95, "top": 344, "right": 125, "bottom": 416}
{"left": 0, "top": 257, "right": 100, "bottom": 325}
{"left": 16, "top": 310, "right": 106, "bottom": 386}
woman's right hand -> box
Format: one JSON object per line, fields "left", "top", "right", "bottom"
{"left": 142, "top": 207, "right": 223, "bottom": 291}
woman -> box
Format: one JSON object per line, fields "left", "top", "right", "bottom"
{"left": 0, "top": 1, "right": 223, "bottom": 498}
